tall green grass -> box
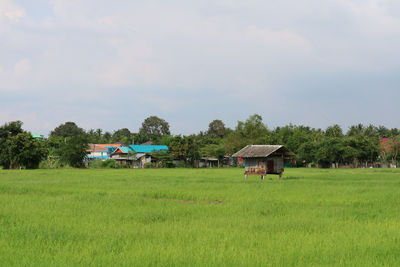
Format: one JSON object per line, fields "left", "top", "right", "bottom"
{"left": 1, "top": 168, "right": 400, "bottom": 266}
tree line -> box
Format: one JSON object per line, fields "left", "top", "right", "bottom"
{"left": 1, "top": 114, "right": 399, "bottom": 169}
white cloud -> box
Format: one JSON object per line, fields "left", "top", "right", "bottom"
{"left": 13, "top": 59, "right": 32, "bottom": 76}
{"left": 0, "top": 59, "right": 33, "bottom": 91}
{"left": 0, "top": 0, "right": 25, "bottom": 22}
{"left": 337, "top": 0, "right": 400, "bottom": 34}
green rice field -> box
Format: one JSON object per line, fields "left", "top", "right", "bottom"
{"left": 1, "top": 168, "right": 400, "bottom": 266}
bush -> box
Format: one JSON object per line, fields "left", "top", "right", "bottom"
{"left": 89, "top": 159, "right": 118, "bottom": 169}
{"left": 39, "top": 158, "right": 71, "bottom": 169}
{"left": 144, "top": 162, "right": 155, "bottom": 168}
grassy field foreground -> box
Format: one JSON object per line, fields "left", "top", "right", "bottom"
{"left": 1, "top": 168, "right": 400, "bottom": 266}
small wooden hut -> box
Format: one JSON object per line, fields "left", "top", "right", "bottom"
{"left": 232, "top": 145, "right": 295, "bottom": 180}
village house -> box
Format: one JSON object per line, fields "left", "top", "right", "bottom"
{"left": 232, "top": 145, "right": 296, "bottom": 180}
{"left": 198, "top": 157, "right": 219, "bottom": 168}
{"left": 129, "top": 145, "right": 169, "bottom": 167}
{"left": 106, "top": 145, "right": 169, "bottom": 168}
{"left": 87, "top": 144, "right": 122, "bottom": 160}
{"left": 110, "top": 146, "right": 137, "bottom": 167}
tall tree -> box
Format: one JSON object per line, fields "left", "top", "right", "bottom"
{"left": 237, "top": 114, "right": 270, "bottom": 144}
{"left": 103, "top": 132, "right": 112, "bottom": 143}
{"left": 50, "top": 122, "right": 85, "bottom": 138}
{"left": 297, "top": 141, "right": 318, "bottom": 166}
{"left": 0, "top": 121, "right": 24, "bottom": 168}
{"left": 207, "top": 120, "right": 227, "bottom": 138}
{"left": 325, "top": 124, "right": 343, "bottom": 138}
{"left": 363, "top": 124, "right": 379, "bottom": 138}
{"left": 87, "top": 128, "right": 103, "bottom": 143}
{"left": 0, "top": 121, "right": 46, "bottom": 169}
{"left": 347, "top": 124, "right": 365, "bottom": 137}
{"left": 376, "top": 126, "right": 391, "bottom": 138}
{"left": 112, "top": 128, "right": 133, "bottom": 144}
{"left": 6, "top": 132, "right": 47, "bottom": 169}
{"left": 315, "top": 137, "right": 344, "bottom": 168}
{"left": 224, "top": 131, "right": 247, "bottom": 155}
{"left": 283, "top": 126, "right": 312, "bottom": 154}
{"left": 55, "top": 135, "right": 89, "bottom": 167}
{"left": 224, "top": 114, "right": 272, "bottom": 154}
{"left": 169, "top": 135, "right": 200, "bottom": 166}
{"left": 386, "top": 136, "right": 400, "bottom": 165}
{"left": 139, "top": 116, "right": 170, "bottom": 141}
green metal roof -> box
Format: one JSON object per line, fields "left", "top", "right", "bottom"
{"left": 113, "top": 146, "right": 134, "bottom": 154}
{"left": 31, "top": 133, "right": 43, "bottom": 139}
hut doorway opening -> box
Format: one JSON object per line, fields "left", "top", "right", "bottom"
{"left": 267, "top": 160, "right": 274, "bottom": 173}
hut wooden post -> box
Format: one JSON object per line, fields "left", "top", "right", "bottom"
{"left": 280, "top": 154, "right": 284, "bottom": 180}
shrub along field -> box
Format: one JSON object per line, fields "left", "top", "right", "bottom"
{"left": 1, "top": 168, "right": 400, "bottom": 266}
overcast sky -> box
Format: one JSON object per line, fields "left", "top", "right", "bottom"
{"left": 1, "top": 0, "right": 399, "bottom": 135}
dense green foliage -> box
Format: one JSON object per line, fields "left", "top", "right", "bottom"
{"left": 0, "top": 121, "right": 46, "bottom": 169}
{"left": 46, "top": 136, "right": 89, "bottom": 168}
{"left": 89, "top": 159, "right": 127, "bottom": 169}
{"left": 1, "top": 115, "right": 399, "bottom": 169}
{"left": 1, "top": 168, "right": 400, "bottom": 265}
{"left": 5, "top": 132, "right": 47, "bottom": 169}
{"left": 138, "top": 116, "right": 171, "bottom": 143}
{"left": 56, "top": 136, "right": 89, "bottom": 167}
{"left": 50, "top": 122, "right": 85, "bottom": 138}
{"left": 207, "top": 119, "right": 229, "bottom": 138}
{"left": 60, "top": 115, "right": 400, "bottom": 167}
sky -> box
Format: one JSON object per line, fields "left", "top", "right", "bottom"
{"left": 1, "top": 0, "right": 400, "bottom": 136}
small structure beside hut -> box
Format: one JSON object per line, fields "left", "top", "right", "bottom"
{"left": 232, "top": 145, "right": 296, "bottom": 180}
{"left": 198, "top": 157, "right": 219, "bottom": 168}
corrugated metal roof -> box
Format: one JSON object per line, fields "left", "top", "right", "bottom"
{"left": 120, "top": 147, "right": 134, "bottom": 153}
{"left": 87, "top": 144, "right": 122, "bottom": 153}
{"left": 112, "top": 146, "right": 134, "bottom": 154}
{"left": 96, "top": 144, "right": 122, "bottom": 148}
{"left": 129, "top": 145, "right": 168, "bottom": 153}
{"left": 94, "top": 147, "right": 108, "bottom": 152}
{"left": 232, "top": 145, "right": 295, "bottom": 158}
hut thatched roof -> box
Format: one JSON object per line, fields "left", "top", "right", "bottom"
{"left": 232, "top": 145, "right": 295, "bottom": 158}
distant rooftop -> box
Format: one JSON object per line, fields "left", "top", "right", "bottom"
{"left": 232, "top": 145, "right": 295, "bottom": 158}
{"left": 112, "top": 146, "right": 134, "bottom": 154}
{"left": 129, "top": 145, "right": 168, "bottom": 153}
{"left": 31, "top": 133, "right": 43, "bottom": 139}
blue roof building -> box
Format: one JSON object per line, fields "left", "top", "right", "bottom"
{"left": 129, "top": 145, "right": 168, "bottom": 153}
